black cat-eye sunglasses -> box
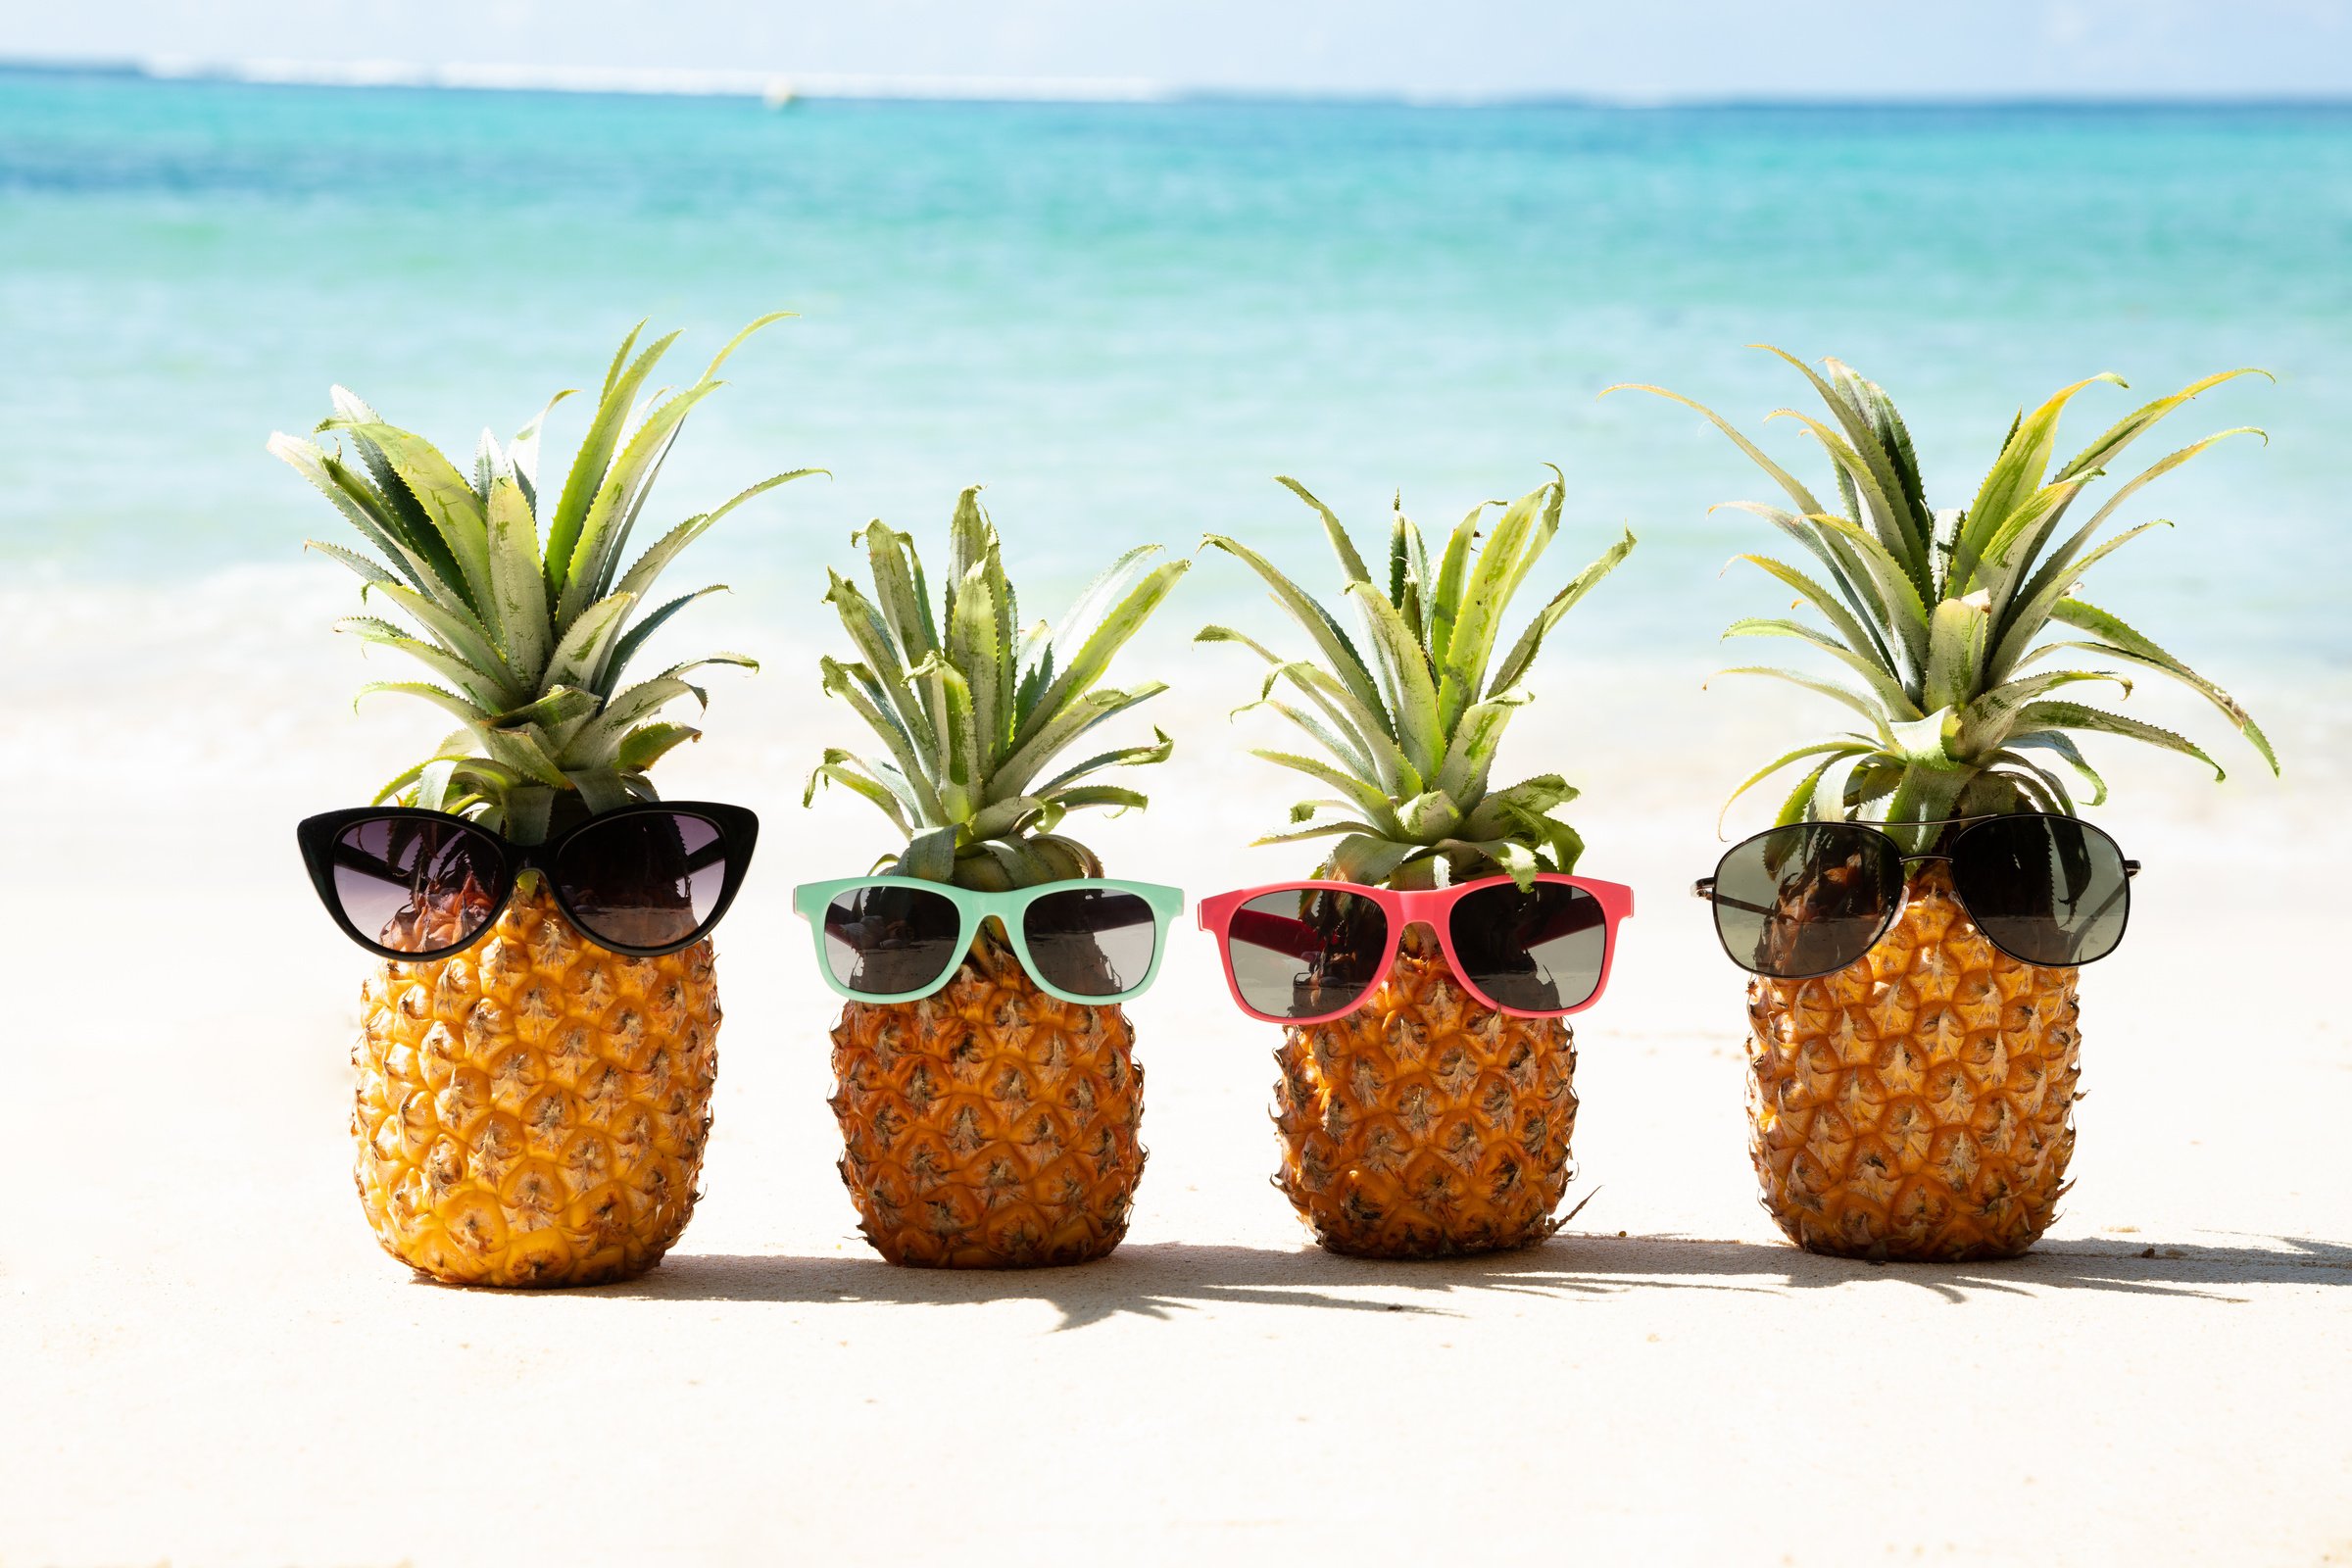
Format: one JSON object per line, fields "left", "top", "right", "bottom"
{"left": 296, "top": 802, "right": 759, "bottom": 961}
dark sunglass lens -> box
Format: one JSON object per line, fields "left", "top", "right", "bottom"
{"left": 822, "top": 884, "right": 963, "bottom": 997}
{"left": 330, "top": 816, "right": 503, "bottom": 956}
{"left": 1022, "top": 889, "right": 1157, "bottom": 998}
{"left": 1714, "top": 824, "right": 1901, "bottom": 979}
{"left": 1952, "top": 815, "right": 2130, "bottom": 966}
{"left": 553, "top": 811, "right": 726, "bottom": 951}
{"left": 1447, "top": 881, "right": 1606, "bottom": 1012}
{"left": 1226, "top": 889, "right": 1389, "bottom": 1020}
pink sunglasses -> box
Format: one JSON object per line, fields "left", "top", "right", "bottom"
{"left": 1196, "top": 873, "right": 1636, "bottom": 1024}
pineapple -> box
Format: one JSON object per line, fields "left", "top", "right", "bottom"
{"left": 1620, "top": 352, "right": 2276, "bottom": 1260}
{"left": 1201, "top": 475, "right": 1634, "bottom": 1257}
{"left": 808, "top": 488, "right": 1188, "bottom": 1267}
{"left": 273, "top": 318, "right": 813, "bottom": 1286}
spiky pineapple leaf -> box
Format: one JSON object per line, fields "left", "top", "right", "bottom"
{"left": 1725, "top": 616, "right": 1919, "bottom": 719}
{"left": 1276, "top": 475, "right": 1376, "bottom": 587}
{"left": 1009, "top": 557, "right": 1190, "bottom": 755}
{"left": 318, "top": 418, "right": 498, "bottom": 615}
{"left": 546, "top": 325, "right": 677, "bottom": 593}
{"left": 1200, "top": 532, "right": 1389, "bottom": 735}
{"left": 1425, "top": 501, "right": 1487, "bottom": 671}
{"left": 541, "top": 592, "right": 636, "bottom": 693}
{"left": 1032, "top": 728, "right": 1175, "bottom": 796}
{"left": 353, "top": 680, "right": 487, "bottom": 725}
{"left": 1490, "top": 528, "right": 1636, "bottom": 695}
{"left": 1343, "top": 579, "right": 1445, "bottom": 779}
{"left": 1432, "top": 483, "right": 1546, "bottom": 731}
{"left": 2053, "top": 367, "right": 2269, "bottom": 484}
{"left": 2044, "top": 596, "right": 2276, "bottom": 771}
{"left": 1766, "top": 403, "right": 1932, "bottom": 594}
{"left": 617, "top": 721, "right": 700, "bottom": 773}
{"left": 561, "top": 383, "right": 722, "bottom": 620}
{"left": 484, "top": 475, "right": 552, "bottom": 676}
{"left": 273, "top": 437, "right": 431, "bottom": 594}
{"left": 1954, "top": 372, "right": 2125, "bottom": 581}
{"left": 1714, "top": 666, "right": 1898, "bottom": 743}
{"left": 2016, "top": 701, "right": 2224, "bottom": 779}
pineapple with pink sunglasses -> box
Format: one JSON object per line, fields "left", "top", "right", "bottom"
{"left": 1199, "top": 474, "right": 1635, "bottom": 1257}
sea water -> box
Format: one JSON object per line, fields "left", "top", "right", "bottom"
{"left": 2, "top": 69, "right": 2345, "bottom": 787}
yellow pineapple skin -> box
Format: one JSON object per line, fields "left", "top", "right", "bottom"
{"left": 1274, "top": 935, "right": 1579, "bottom": 1258}
{"left": 1746, "top": 864, "right": 2081, "bottom": 1261}
{"left": 828, "top": 939, "right": 1145, "bottom": 1268}
{"left": 353, "top": 886, "right": 719, "bottom": 1288}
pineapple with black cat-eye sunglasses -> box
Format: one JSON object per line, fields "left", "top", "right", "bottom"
{"left": 276, "top": 315, "right": 805, "bottom": 1290}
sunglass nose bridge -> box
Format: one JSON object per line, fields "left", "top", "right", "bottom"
{"left": 1389, "top": 914, "right": 1455, "bottom": 956}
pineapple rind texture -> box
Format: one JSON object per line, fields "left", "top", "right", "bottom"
{"left": 1745, "top": 866, "right": 2079, "bottom": 1262}
{"left": 354, "top": 886, "right": 718, "bottom": 1288}
{"left": 829, "top": 940, "right": 1145, "bottom": 1269}
{"left": 1276, "top": 941, "right": 1578, "bottom": 1258}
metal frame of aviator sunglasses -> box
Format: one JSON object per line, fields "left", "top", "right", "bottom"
{"left": 791, "top": 876, "right": 1187, "bottom": 1005}
{"left": 1195, "top": 874, "right": 1637, "bottom": 1024}
{"left": 297, "top": 802, "right": 760, "bottom": 961}
{"left": 1692, "top": 812, "right": 2140, "bottom": 979}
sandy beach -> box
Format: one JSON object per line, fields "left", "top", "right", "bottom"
{"left": 3, "top": 574, "right": 2346, "bottom": 1565}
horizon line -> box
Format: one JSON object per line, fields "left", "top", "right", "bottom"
{"left": 5, "top": 54, "right": 2351, "bottom": 110}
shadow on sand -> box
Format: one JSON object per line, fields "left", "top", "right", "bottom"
{"left": 589, "top": 1231, "right": 2352, "bottom": 1328}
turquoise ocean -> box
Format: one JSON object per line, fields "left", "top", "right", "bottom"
{"left": 4, "top": 68, "right": 2348, "bottom": 682}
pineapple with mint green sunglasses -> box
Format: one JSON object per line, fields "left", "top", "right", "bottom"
{"left": 793, "top": 876, "right": 1183, "bottom": 1004}
{"left": 800, "top": 486, "right": 1188, "bottom": 1270}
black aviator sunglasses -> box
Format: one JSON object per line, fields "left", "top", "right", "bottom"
{"left": 1694, "top": 812, "right": 2139, "bottom": 980}
{"left": 297, "top": 802, "right": 759, "bottom": 961}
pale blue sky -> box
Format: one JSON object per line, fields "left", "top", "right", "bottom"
{"left": 11, "top": 0, "right": 2352, "bottom": 99}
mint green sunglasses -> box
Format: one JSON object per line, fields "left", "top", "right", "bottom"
{"left": 791, "top": 876, "right": 1185, "bottom": 1004}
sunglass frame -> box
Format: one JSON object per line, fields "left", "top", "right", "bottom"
{"left": 1693, "top": 812, "right": 2139, "bottom": 979}
{"left": 1195, "top": 873, "right": 1637, "bottom": 1024}
{"left": 297, "top": 801, "right": 760, "bottom": 961}
{"left": 791, "top": 875, "right": 1186, "bottom": 1005}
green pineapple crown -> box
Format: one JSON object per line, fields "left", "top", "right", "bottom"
{"left": 271, "top": 316, "right": 817, "bottom": 844}
{"left": 1611, "top": 349, "right": 2278, "bottom": 836}
{"left": 809, "top": 486, "right": 1190, "bottom": 890}
{"left": 1200, "top": 473, "right": 1636, "bottom": 890}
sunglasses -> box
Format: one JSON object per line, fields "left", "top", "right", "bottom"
{"left": 298, "top": 803, "right": 760, "bottom": 961}
{"left": 1196, "top": 874, "right": 1636, "bottom": 1024}
{"left": 791, "top": 877, "right": 1185, "bottom": 1004}
{"left": 1694, "top": 813, "right": 2139, "bottom": 980}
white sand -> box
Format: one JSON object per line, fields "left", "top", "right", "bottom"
{"left": 4, "top": 573, "right": 2348, "bottom": 1566}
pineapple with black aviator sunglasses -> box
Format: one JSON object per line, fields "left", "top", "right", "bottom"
{"left": 1618, "top": 351, "right": 2276, "bottom": 1262}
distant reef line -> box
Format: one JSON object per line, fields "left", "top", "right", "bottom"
{"left": 3, "top": 56, "right": 1165, "bottom": 104}
{"left": 5, "top": 57, "right": 2350, "bottom": 110}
